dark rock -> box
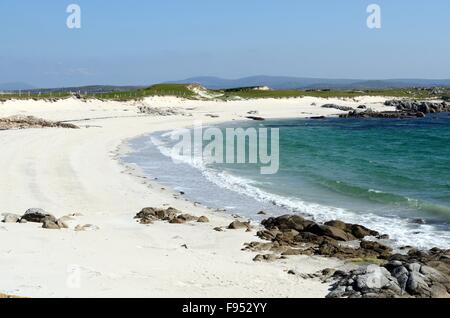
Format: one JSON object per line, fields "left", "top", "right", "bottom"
{"left": 169, "top": 218, "right": 186, "bottom": 224}
{"left": 411, "top": 218, "right": 426, "bottom": 225}
{"left": 321, "top": 104, "right": 354, "bottom": 111}
{"left": 307, "top": 224, "right": 356, "bottom": 241}
{"left": 255, "top": 214, "right": 388, "bottom": 260}
{"left": 228, "top": 220, "right": 250, "bottom": 230}
{"left": 253, "top": 254, "right": 278, "bottom": 262}
{"left": 197, "top": 216, "right": 209, "bottom": 223}
{"left": 351, "top": 224, "right": 379, "bottom": 239}
{"left": 135, "top": 207, "right": 194, "bottom": 224}
{"left": 262, "top": 215, "right": 312, "bottom": 232}
{"left": 360, "top": 240, "right": 392, "bottom": 259}
{"left": 246, "top": 116, "right": 265, "bottom": 121}
{"left": 177, "top": 214, "right": 198, "bottom": 222}
{"left": 324, "top": 220, "right": 347, "bottom": 230}
{"left": 257, "top": 229, "right": 281, "bottom": 241}
{"left": 21, "top": 208, "right": 56, "bottom": 223}
{"left": 281, "top": 248, "right": 304, "bottom": 256}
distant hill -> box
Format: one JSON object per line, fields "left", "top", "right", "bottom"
{"left": 173, "top": 76, "right": 450, "bottom": 90}
{"left": 41, "top": 85, "right": 144, "bottom": 94}
{"left": 6, "top": 85, "right": 144, "bottom": 94}
{"left": 0, "top": 82, "right": 35, "bottom": 91}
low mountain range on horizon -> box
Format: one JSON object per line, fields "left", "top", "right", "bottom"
{"left": 0, "top": 82, "right": 36, "bottom": 91}
{"left": 172, "top": 76, "right": 450, "bottom": 90}
{"left": 2, "top": 76, "right": 450, "bottom": 93}
{"left": 0, "top": 84, "right": 144, "bottom": 94}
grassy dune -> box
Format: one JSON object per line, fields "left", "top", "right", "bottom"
{"left": 1, "top": 83, "right": 448, "bottom": 102}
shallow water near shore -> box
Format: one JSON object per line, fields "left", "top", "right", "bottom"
{"left": 122, "top": 113, "right": 450, "bottom": 249}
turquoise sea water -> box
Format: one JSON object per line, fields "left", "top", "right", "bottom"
{"left": 123, "top": 113, "right": 450, "bottom": 249}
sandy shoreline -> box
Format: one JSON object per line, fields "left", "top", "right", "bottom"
{"left": 0, "top": 95, "right": 395, "bottom": 298}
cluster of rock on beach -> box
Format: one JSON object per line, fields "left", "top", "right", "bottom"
{"left": 320, "top": 100, "right": 450, "bottom": 119}
{"left": 251, "top": 214, "right": 450, "bottom": 298}
{"left": 0, "top": 115, "right": 79, "bottom": 130}
{"left": 1, "top": 208, "right": 96, "bottom": 231}
{"left": 135, "top": 208, "right": 450, "bottom": 298}
{"left": 4, "top": 206, "right": 449, "bottom": 298}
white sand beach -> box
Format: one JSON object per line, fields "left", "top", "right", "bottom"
{"left": 0, "top": 96, "right": 394, "bottom": 298}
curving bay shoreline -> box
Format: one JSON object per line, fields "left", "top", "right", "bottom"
{"left": 0, "top": 95, "right": 448, "bottom": 298}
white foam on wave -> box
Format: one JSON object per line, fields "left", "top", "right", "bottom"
{"left": 149, "top": 134, "right": 450, "bottom": 249}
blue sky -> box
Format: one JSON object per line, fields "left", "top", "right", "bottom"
{"left": 0, "top": 0, "right": 449, "bottom": 87}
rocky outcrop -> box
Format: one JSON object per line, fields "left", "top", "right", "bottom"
{"left": 137, "top": 106, "right": 187, "bottom": 116}
{"left": 21, "top": 208, "right": 57, "bottom": 223}
{"left": 228, "top": 220, "right": 251, "bottom": 230}
{"left": 0, "top": 115, "right": 79, "bottom": 130}
{"left": 1, "top": 208, "right": 75, "bottom": 230}
{"left": 197, "top": 216, "right": 210, "bottom": 223}
{"left": 340, "top": 109, "right": 426, "bottom": 119}
{"left": 340, "top": 100, "right": 449, "bottom": 119}
{"left": 384, "top": 100, "right": 450, "bottom": 114}
{"left": 42, "top": 219, "right": 64, "bottom": 230}
{"left": 246, "top": 215, "right": 390, "bottom": 261}
{"left": 246, "top": 116, "right": 265, "bottom": 121}
{"left": 327, "top": 264, "right": 405, "bottom": 298}
{"left": 321, "top": 104, "right": 354, "bottom": 112}
{"left": 327, "top": 251, "right": 450, "bottom": 298}
{"left": 134, "top": 207, "right": 200, "bottom": 225}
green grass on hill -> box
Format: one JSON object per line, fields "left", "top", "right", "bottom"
{"left": 216, "top": 88, "right": 444, "bottom": 100}
{"left": 1, "top": 84, "right": 449, "bottom": 102}
{"left": 91, "top": 83, "right": 196, "bottom": 101}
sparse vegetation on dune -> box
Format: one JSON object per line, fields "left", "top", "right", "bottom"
{"left": 216, "top": 87, "right": 450, "bottom": 100}
{"left": 1, "top": 83, "right": 449, "bottom": 102}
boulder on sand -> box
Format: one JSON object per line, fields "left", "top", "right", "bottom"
{"left": 197, "top": 216, "right": 210, "bottom": 223}
{"left": 228, "top": 220, "right": 250, "bottom": 230}
{"left": 21, "top": 208, "right": 57, "bottom": 223}
{"left": 42, "top": 220, "right": 61, "bottom": 230}
{"left": 1, "top": 213, "right": 21, "bottom": 223}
